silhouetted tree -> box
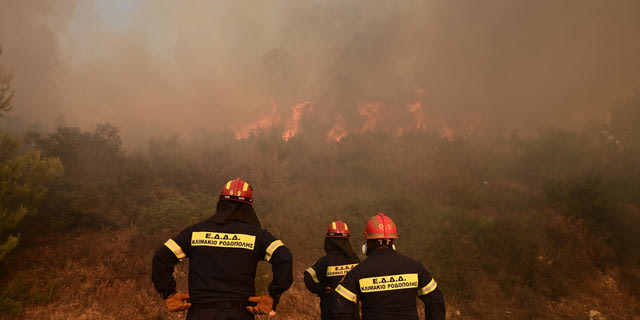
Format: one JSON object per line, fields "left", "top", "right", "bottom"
{"left": 0, "top": 46, "right": 15, "bottom": 117}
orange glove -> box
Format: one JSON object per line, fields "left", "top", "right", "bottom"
{"left": 246, "top": 295, "right": 275, "bottom": 316}
{"left": 164, "top": 292, "right": 191, "bottom": 312}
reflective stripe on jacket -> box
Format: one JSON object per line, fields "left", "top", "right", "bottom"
{"left": 334, "top": 247, "right": 444, "bottom": 320}
{"left": 152, "top": 219, "right": 293, "bottom": 305}
{"left": 304, "top": 254, "right": 360, "bottom": 320}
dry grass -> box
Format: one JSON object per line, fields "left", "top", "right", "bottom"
{"left": 3, "top": 226, "right": 166, "bottom": 320}
{"left": 1, "top": 226, "right": 325, "bottom": 320}
{"left": 1, "top": 224, "right": 638, "bottom": 320}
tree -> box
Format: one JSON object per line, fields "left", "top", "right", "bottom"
{"left": 0, "top": 46, "right": 63, "bottom": 261}
{"left": 25, "top": 124, "right": 128, "bottom": 230}
{"left": 27, "top": 123, "right": 124, "bottom": 179}
{"left": 0, "top": 136, "right": 63, "bottom": 261}
{"left": 0, "top": 46, "right": 14, "bottom": 117}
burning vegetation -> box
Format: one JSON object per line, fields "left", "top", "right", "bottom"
{"left": 233, "top": 94, "right": 485, "bottom": 144}
{"left": 1, "top": 91, "right": 640, "bottom": 319}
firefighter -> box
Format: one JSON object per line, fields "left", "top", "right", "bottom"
{"left": 152, "top": 178, "right": 293, "bottom": 320}
{"left": 333, "top": 213, "right": 445, "bottom": 320}
{"left": 304, "top": 220, "right": 361, "bottom": 320}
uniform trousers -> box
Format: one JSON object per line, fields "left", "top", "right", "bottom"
{"left": 186, "top": 302, "right": 253, "bottom": 320}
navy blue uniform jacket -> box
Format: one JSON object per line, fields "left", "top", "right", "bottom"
{"left": 305, "top": 253, "right": 360, "bottom": 319}
{"left": 152, "top": 219, "right": 293, "bottom": 306}
{"left": 334, "top": 247, "right": 445, "bottom": 320}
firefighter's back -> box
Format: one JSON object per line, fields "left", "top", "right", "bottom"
{"left": 347, "top": 248, "right": 423, "bottom": 320}
{"left": 186, "top": 219, "right": 270, "bottom": 303}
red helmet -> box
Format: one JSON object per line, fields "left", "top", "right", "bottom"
{"left": 363, "top": 213, "right": 398, "bottom": 240}
{"left": 219, "top": 178, "right": 253, "bottom": 204}
{"left": 326, "top": 220, "right": 350, "bottom": 238}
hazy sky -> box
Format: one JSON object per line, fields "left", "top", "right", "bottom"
{"left": 1, "top": 0, "right": 639, "bottom": 146}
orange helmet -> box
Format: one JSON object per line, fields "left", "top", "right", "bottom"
{"left": 326, "top": 220, "right": 350, "bottom": 238}
{"left": 219, "top": 178, "right": 253, "bottom": 204}
{"left": 363, "top": 213, "right": 398, "bottom": 240}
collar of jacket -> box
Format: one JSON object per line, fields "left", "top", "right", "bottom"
{"left": 210, "top": 200, "right": 261, "bottom": 227}
{"left": 367, "top": 246, "right": 396, "bottom": 257}
{"left": 325, "top": 237, "right": 359, "bottom": 260}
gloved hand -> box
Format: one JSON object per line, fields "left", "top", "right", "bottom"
{"left": 164, "top": 292, "right": 191, "bottom": 312}
{"left": 246, "top": 295, "right": 276, "bottom": 316}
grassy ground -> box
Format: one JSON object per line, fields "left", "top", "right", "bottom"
{"left": 1, "top": 221, "right": 638, "bottom": 320}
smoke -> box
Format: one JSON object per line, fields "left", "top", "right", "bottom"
{"left": 1, "top": 0, "right": 639, "bottom": 147}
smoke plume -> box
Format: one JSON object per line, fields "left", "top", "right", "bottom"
{"left": 1, "top": 0, "right": 639, "bottom": 147}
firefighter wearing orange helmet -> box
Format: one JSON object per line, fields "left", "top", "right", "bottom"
{"left": 334, "top": 213, "right": 445, "bottom": 320}
{"left": 304, "top": 220, "right": 361, "bottom": 320}
{"left": 152, "top": 178, "right": 293, "bottom": 319}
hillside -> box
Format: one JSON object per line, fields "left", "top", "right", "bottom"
{"left": 2, "top": 118, "right": 640, "bottom": 319}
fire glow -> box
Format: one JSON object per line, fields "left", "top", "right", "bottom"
{"left": 282, "top": 101, "right": 312, "bottom": 141}
{"left": 326, "top": 115, "right": 349, "bottom": 142}
{"left": 234, "top": 97, "right": 483, "bottom": 142}
{"left": 233, "top": 103, "right": 280, "bottom": 140}
{"left": 358, "top": 102, "right": 386, "bottom": 133}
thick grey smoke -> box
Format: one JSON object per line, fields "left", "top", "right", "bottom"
{"left": 1, "top": 0, "right": 639, "bottom": 147}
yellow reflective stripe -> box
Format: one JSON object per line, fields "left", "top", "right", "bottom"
{"left": 359, "top": 273, "right": 418, "bottom": 293}
{"left": 164, "top": 239, "right": 186, "bottom": 260}
{"left": 242, "top": 182, "right": 249, "bottom": 191}
{"left": 326, "top": 263, "right": 358, "bottom": 277}
{"left": 226, "top": 181, "right": 232, "bottom": 189}
{"left": 306, "top": 267, "right": 320, "bottom": 283}
{"left": 191, "top": 232, "right": 255, "bottom": 250}
{"left": 344, "top": 223, "right": 349, "bottom": 231}
{"left": 335, "top": 284, "right": 357, "bottom": 303}
{"left": 264, "top": 240, "right": 284, "bottom": 261}
{"left": 418, "top": 279, "right": 438, "bottom": 295}
{"left": 332, "top": 222, "right": 337, "bottom": 230}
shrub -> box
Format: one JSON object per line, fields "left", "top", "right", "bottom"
{"left": 0, "top": 273, "right": 57, "bottom": 317}
{"left": 138, "top": 192, "right": 217, "bottom": 235}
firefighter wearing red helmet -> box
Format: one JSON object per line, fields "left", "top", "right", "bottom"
{"left": 334, "top": 213, "right": 445, "bottom": 320}
{"left": 304, "top": 220, "right": 361, "bottom": 320}
{"left": 152, "top": 178, "right": 293, "bottom": 319}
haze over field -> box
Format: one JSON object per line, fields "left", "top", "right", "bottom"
{"left": 1, "top": 0, "right": 640, "bottom": 148}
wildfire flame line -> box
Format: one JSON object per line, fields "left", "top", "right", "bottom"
{"left": 234, "top": 95, "right": 484, "bottom": 142}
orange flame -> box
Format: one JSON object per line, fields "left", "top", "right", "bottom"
{"left": 233, "top": 88, "right": 486, "bottom": 143}
{"left": 282, "top": 101, "right": 312, "bottom": 141}
{"left": 407, "top": 100, "right": 429, "bottom": 131}
{"left": 327, "top": 114, "right": 349, "bottom": 141}
{"left": 358, "top": 101, "right": 385, "bottom": 133}
{"left": 234, "top": 103, "right": 280, "bottom": 139}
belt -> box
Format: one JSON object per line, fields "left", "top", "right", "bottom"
{"left": 192, "top": 301, "right": 247, "bottom": 310}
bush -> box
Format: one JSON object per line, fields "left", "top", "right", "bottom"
{"left": 138, "top": 192, "right": 217, "bottom": 235}
{"left": 0, "top": 133, "right": 63, "bottom": 260}
{"left": 0, "top": 273, "right": 57, "bottom": 317}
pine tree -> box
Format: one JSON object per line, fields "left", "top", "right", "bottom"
{"left": 0, "top": 46, "right": 14, "bottom": 116}
{"left": 0, "top": 46, "right": 63, "bottom": 261}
